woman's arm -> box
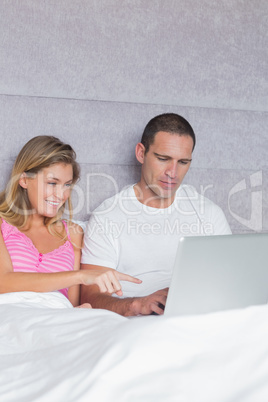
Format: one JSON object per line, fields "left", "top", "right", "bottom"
{"left": 0, "top": 220, "right": 140, "bottom": 299}
{"left": 0, "top": 218, "right": 82, "bottom": 293}
{"left": 66, "top": 222, "right": 83, "bottom": 307}
{"left": 0, "top": 224, "right": 81, "bottom": 293}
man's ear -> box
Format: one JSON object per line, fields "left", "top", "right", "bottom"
{"left": 18, "top": 173, "right": 28, "bottom": 189}
{"left": 135, "top": 143, "right": 146, "bottom": 164}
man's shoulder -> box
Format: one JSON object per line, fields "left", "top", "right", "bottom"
{"left": 92, "top": 184, "right": 136, "bottom": 215}
{"left": 177, "top": 184, "right": 223, "bottom": 212}
{"left": 177, "top": 185, "right": 231, "bottom": 234}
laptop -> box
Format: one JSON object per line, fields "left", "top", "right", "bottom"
{"left": 164, "top": 234, "right": 268, "bottom": 317}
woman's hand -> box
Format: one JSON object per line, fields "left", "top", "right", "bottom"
{"left": 75, "top": 303, "right": 92, "bottom": 309}
{"left": 81, "top": 268, "right": 142, "bottom": 296}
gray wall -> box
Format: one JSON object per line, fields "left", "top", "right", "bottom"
{"left": 0, "top": 0, "right": 267, "bottom": 234}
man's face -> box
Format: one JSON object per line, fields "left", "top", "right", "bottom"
{"left": 136, "top": 131, "right": 193, "bottom": 207}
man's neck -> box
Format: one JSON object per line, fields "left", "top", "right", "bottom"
{"left": 133, "top": 183, "right": 175, "bottom": 209}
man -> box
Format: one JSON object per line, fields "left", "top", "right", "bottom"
{"left": 81, "top": 113, "right": 231, "bottom": 315}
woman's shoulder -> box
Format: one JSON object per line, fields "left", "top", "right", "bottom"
{"left": 66, "top": 220, "right": 84, "bottom": 233}
{"left": 65, "top": 220, "right": 84, "bottom": 249}
{"left": 0, "top": 217, "right": 17, "bottom": 238}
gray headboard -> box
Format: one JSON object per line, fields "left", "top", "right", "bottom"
{"left": 0, "top": 1, "right": 267, "bottom": 234}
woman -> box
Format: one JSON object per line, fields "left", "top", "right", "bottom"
{"left": 0, "top": 135, "right": 140, "bottom": 307}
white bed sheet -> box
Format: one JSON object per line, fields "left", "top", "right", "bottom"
{"left": 0, "top": 291, "right": 268, "bottom": 402}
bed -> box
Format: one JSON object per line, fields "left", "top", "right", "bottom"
{"left": 1, "top": 291, "right": 268, "bottom": 401}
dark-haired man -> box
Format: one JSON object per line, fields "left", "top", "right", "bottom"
{"left": 81, "top": 113, "right": 231, "bottom": 316}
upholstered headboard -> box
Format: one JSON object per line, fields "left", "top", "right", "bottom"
{"left": 0, "top": 1, "right": 267, "bottom": 234}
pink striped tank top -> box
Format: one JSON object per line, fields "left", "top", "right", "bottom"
{"left": 1, "top": 219, "right": 74, "bottom": 298}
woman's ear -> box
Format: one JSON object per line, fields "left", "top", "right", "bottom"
{"left": 135, "top": 143, "right": 146, "bottom": 164}
{"left": 19, "top": 173, "right": 28, "bottom": 189}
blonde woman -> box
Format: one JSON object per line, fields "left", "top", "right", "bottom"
{"left": 0, "top": 136, "right": 140, "bottom": 307}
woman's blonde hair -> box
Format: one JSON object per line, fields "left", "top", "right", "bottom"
{"left": 0, "top": 135, "right": 80, "bottom": 231}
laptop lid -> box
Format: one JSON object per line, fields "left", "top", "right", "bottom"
{"left": 164, "top": 234, "right": 268, "bottom": 317}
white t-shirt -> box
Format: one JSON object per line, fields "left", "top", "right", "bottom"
{"left": 81, "top": 184, "right": 231, "bottom": 297}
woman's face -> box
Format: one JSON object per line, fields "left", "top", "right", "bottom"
{"left": 20, "top": 163, "right": 74, "bottom": 218}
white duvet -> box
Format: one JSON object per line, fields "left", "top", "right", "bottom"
{"left": 0, "top": 291, "right": 268, "bottom": 402}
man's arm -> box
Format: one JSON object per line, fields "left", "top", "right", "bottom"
{"left": 80, "top": 264, "right": 168, "bottom": 316}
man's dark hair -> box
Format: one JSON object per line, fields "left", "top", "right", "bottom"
{"left": 141, "top": 113, "right": 196, "bottom": 153}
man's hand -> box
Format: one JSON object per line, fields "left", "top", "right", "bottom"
{"left": 129, "top": 288, "right": 169, "bottom": 316}
{"left": 80, "top": 264, "right": 168, "bottom": 316}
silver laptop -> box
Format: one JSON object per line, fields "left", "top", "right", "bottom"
{"left": 164, "top": 234, "right": 268, "bottom": 317}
